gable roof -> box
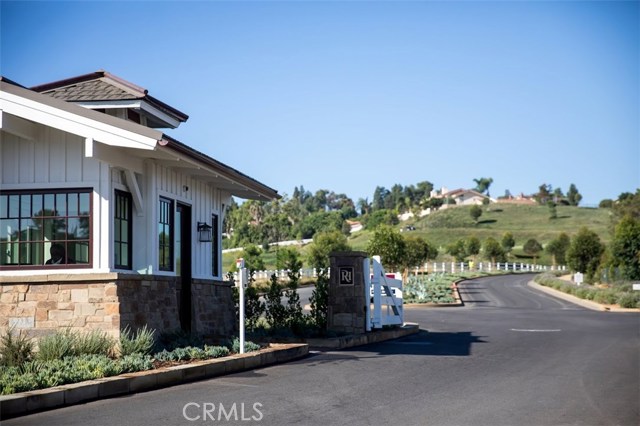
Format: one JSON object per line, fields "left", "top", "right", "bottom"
{"left": 1, "top": 76, "right": 279, "bottom": 202}
{"left": 30, "top": 71, "right": 189, "bottom": 125}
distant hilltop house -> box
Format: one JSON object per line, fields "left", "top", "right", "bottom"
{"left": 346, "top": 220, "right": 363, "bottom": 233}
{"left": 0, "top": 71, "right": 279, "bottom": 340}
{"left": 397, "top": 186, "right": 495, "bottom": 222}
{"left": 496, "top": 193, "right": 537, "bottom": 205}
{"left": 429, "top": 187, "right": 495, "bottom": 208}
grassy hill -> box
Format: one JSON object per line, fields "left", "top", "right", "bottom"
{"left": 223, "top": 204, "right": 613, "bottom": 272}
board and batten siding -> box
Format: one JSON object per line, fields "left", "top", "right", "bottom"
{"left": 1, "top": 126, "right": 101, "bottom": 187}
{"left": 140, "top": 163, "right": 229, "bottom": 279}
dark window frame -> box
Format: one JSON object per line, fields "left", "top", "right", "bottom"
{"left": 211, "top": 213, "right": 219, "bottom": 277}
{"left": 0, "top": 188, "right": 92, "bottom": 270}
{"left": 158, "top": 197, "right": 174, "bottom": 271}
{"left": 114, "top": 190, "right": 133, "bottom": 270}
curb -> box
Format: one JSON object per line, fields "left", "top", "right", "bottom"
{"left": 0, "top": 343, "right": 308, "bottom": 419}
{"left": 306, "top": 322, "right": 420, "bottom": 349}
{"left": 527, "top": 281, "right": 639, "bottom": 312}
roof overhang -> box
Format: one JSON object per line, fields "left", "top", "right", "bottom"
{"left": 157, "top": 136, "right": 280, "bottom": 202}
{"left": 1, "top": 78, "right": 279, "bottom": 202}
{"left": 0, "top": 79, "right": 162, "bottom": 150}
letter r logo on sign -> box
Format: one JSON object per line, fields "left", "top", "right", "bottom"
{"left": 339, "top": 267, "right": 354, "bottom": 285}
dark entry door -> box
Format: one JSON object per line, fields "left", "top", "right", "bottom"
{"left": 176, "top": 203, "right": 192, "bottom": 333}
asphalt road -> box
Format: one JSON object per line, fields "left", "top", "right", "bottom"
{"left": 5, "top": 274, "right": 639, "bottom": 426}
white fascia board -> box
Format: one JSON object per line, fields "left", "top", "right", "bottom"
{"left": 139, "top": 101, "right": 181, "bottom": 128}
{"left": 74, "top": 100, "right": 142, "bottom": 109}
{"left": 0, "top": 91, "right": 160, "bottom": 150}
{"left": 75, "top": 100, "right": 180, "bottom": 128}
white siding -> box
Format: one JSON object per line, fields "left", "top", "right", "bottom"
{"left": 1, "top": 127, "right": 101, "bottom": 187}
{"left": 2, "top": 127, "right": 231, "bottom": 279}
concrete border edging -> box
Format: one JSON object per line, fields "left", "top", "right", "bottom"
{"left": 0, "top": 343, "right": 308, "bottom": 419}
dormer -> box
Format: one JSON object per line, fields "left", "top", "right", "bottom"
{"left": 31, "top": 71, "right": 189, "bottom": 129}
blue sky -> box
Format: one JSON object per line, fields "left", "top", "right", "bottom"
{"left": 1, "top": 1, "right": 638, "bottom": 206}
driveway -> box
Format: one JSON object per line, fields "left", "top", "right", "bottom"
{"left": 5, "top": 274, "right": 638, "bottom": 426}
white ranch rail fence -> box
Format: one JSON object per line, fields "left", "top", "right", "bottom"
{"left": 231, "top": 262, "right": 565, "bottom": 285}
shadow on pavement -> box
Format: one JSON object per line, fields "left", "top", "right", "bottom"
{"left": 343, "top": 329, "right": 487, "bottom": 357}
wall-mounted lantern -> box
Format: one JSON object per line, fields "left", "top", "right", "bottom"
{"left": 197, "top": 222, "right": 213, "bottom": 243}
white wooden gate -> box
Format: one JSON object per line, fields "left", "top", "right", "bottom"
{"left": 365, "top": 256, "right": 404, "bottom": 331}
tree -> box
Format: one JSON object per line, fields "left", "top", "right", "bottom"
{"left": 483, "top": 237, "right": 505, "bottom": 265}
{"left": 535, "top": 184, "right": 552, "bottom": 205}
{"left": 465, "top": 236, "right": 481, "bottom": 262}
{"left": 473, "top": 177, "right": 493, "bottom": 195}
{"left": 446, "top": 239, "right": 467, "bottom": 263}
{"left": 567, "top": 184, "right": 582, "bottom": 206}
{"left": 241, "top": 245, "right": 265, "bottom": 273}
{"left": 366, "top": 225, "right": 406, "bottom": 272}
{"left": 566, "top": 227, "right": 604, "bottom": 283}
{"left": 402, "top": 235, "right": 438, "bottom": 277}
{"left": 501, "top": 232, "right": 516, "bottom": 257}
{"left": 545, "top": 233, "right": 570, "bottom": 266}
{"left": 470, "top": 205, "right": 483, "bottom": 224}
{"left": 364, "top": 209, "right": 398, "bottom": 229}
{"left": 609, "top": 215, "right": 640, "bottom": 280}
{"left": 523, "top": 238, "right": 543, "bottom": 264}
{"left": 548, "top": 201, "right": 557, "bottom": 220}
{"left": 306, "top": 231, "right": 351, "bottom": 271}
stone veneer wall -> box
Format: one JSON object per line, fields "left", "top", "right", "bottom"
{"left": 0, "top": 273, "right": 236, "bottom": 340}
{"left": 192, "top": 279, "right": 236, "bottom": 340}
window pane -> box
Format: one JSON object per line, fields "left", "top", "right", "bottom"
{"left": 68, "top": 242, "right": 88, "bottom": 264}
{"left": 20, "top": 195, "right": 31, "bottom": 217}
{"left": 30, "top": 242, "right": 44, "bottom": 265}
{"left": 120, "top": 243, "right": 129, "bottom": 266}
{"left": 8, "top": 195, "right": 19, "bottom": 218}
{"left": 44, "top": 194, "right": 55, "bottom": 215}
{"left": 1, "top": 219, "right": 19, "bottom": 241}
{"left": 68, "top": 218, "right": 89, "bottom": 239}
{"left": 0, "top": 242, "right": 17, "bottom": 265}
{"left": 68, "top": 193, "right": 79, "bottom": 216}
{"left": 20, "top": 218, "right": 39, "bottom": 241}
{"left": 0, "top": 195, "right": 7, "bottom": 219}
{"left": 44, "top": 218, "right": 66, "bottom": 240}
{"left": 121, "top": 221, "right": 128, "bottom": 243}
{"left": 56, "top": 194, "right": 67, "bottom": 216}
{"left": 32, "top": 195, "right": 43, "bottom": 217}
{"left": 79, "top": 193, "right": 90, "bottom": 215}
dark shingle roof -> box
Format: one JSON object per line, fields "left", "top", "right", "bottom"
{"left": 41, "top": 78, "right": 139, "bottom": 101}
{"left": 31, "top": 71, "right": 188, "bottom": 122}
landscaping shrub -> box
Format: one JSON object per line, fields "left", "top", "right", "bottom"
{"left": 73, "top": 329, "right": 116, "bottom": 357}
{"left": 36, "top": 328, "right": 77, "bottom": 361}
{"left": 119, "top": 325, "right": 155, "bottom": 356}
{"left": 0, "top": 353, "right": 153, "bottom": 395}
{"left": 616, "top": 293, "right": 640, "bottom": 309}
{"left": 156, "top": 329, "right": 203, "bottom": 352}
{"left": 153, "top": 345, "right": 232, "bottom": 363}
{"left": 229, "top": 337, "right": 260, "bottom": 353}
{"left": 593, "top": 290, "right": 618, "bottom": 305}
{"left": 404, "top": 274, "right": 455, "bottom": 304}
{"left": 0, "top": 329, "right": 34, "bottom": 367}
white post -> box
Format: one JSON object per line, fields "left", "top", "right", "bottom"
{"left": 364, "top": 258, "right": 371, "bottom": 332}
{"left": 237, "top": 258, "right": 246, "bottom": 354}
